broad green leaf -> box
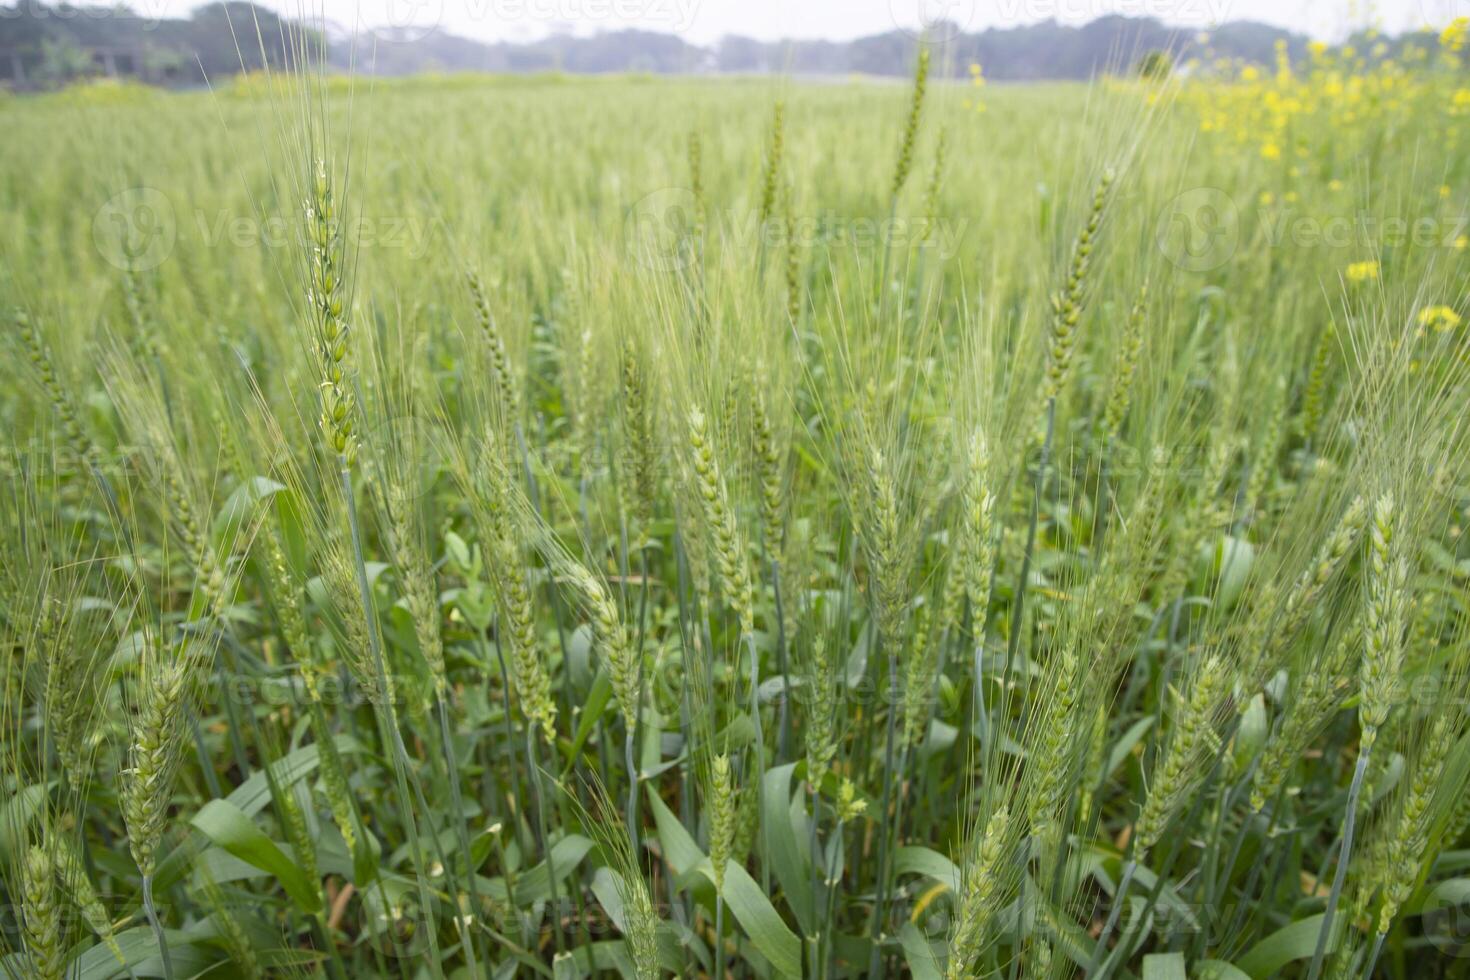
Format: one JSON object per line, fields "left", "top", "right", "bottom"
{"left": 351, "top": 820, "right": 383, "bottom": 886}
{"left": 586, "top": 868, "right": 650, "bottom": 979}
{"left": 190, "top": 799, "right": 323, "bottom": 914}
{"left": 1234, "top": 694, "right": 1267, "bottom": 772}
{"left": 1412, "top": 876, "right": 1470, "bottom": 915}
{"left": 482, "top": 834, "right": 594, "bottom": 905}
{"left": 445, "top": 530, "right": 472, "bottom": 571}
{"left": 1142, "top": 952, "right": 1187, "bottom": 980}
{"left": 564, "top": 624, "right": 595, "bottom": 691}
{"left": 1031, "top": 887, "right": 1112, "bottom": 974}
{"left": 0, "top": 782, "right": 53, "bottom": 865}
{"left": 557, "top": 942, "right": 632, "bottom": 978}
{"left": 212, "top": 475, "right": 286, "bottom": 554}
{"left": 588, "top": 867, "right": 703, "bottom": 974}
{"left": 563, "top": 668, "right": 614, "bottom": 772}
{"left": 227, "top": 735, "right": 360, "bottom": 817}
{"left": 313, "top": 818, "right": 381, "bottom": 886}
{"left": 843, "top": 623, "right": 870, "bottom": 687}
{"left": 638, "top": 699, "right": 664, "bottom": 774}
{"left": 191, "top": 847, "right": 262, "bottom": 886}
{"left": 556, "top": 933, "right": 696, "bottom": 980}
{"left": 925, "top": 719, "right": 959, "bottom": 755}
{"left": 1197, "top": 961, "right": 1252, "bottom": 980}
{"left": 589, "top": 866, "right": 630, "bottom": 932}
{"left": 1082, "top": 845, "right": 1200, "bottom": 931}
{"left": 762, "top": 762, "right": 815, "bottom": 934}
{"left": 713, "top": 713, "right": 757, "bottom": 754}
{"left": 72, "top": 923, "right": 219, "bottom": 979}
{"left": 1107, "top": 717, "right": 1155, "bottom": 777}
{"left": 1212, "top": 535, "right": 1255, "bottom": 608}
{"left": 898, "top": 921, "right": 942, "bottom": 980}
{"left": 1368, "top": 752, "right": 1405, "bottom": 805}
{"left": 154, "top": 736, "right": 360, "bottom": 893}
{"left": 307, "top": 562, "right": 388, "bottom": 607}
{"left": 1436, "top": 849, "right": 1470, "bottom": 873}
{"left": 1431, "top": 733, "right": 1470, "bottom": 836}
{"left": 695, "top": 858, "right": 802, "bottom": 978}
{"left": 646, "top": 786, "right": 704, "bottom": 876}
{"left": 895, "top": 845, "right": 961, "bottom": 894}
{"left": 1234, "top": 913, "right": 1342, "bottom": 979}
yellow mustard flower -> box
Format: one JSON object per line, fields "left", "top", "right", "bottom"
{"left": 1418, "top": 306, "right": 1463, "bottom": 332}
{"left": 1441, "top": 17, "right": 1468, "bottom": 53}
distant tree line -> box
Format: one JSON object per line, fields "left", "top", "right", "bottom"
{"left": 0, "top": 3, "right": 1452, "bottom": 91}
{"left": 0, "top": 1, "right": 304, "bottom": 87}
{"left": 353, "top": 17, "right": 1307, "bottom": 80}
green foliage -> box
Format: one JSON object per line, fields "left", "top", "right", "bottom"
{"left": 1137, "top": 50, "right": 1173, "bottom": 80}
{"left": 2, "top": 38, "right": 1469, "bottom": 980}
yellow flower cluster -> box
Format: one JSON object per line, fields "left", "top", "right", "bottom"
{"left": 49, "top": 77, "right": 158, "bottom": 106}
{"left": 1411, "top": 305, "right": 1465, "bottom": 373}
{"left": 1175, "top": 36, "right": 1465, "bottom": 161}
{"left": 1443, "top": 17, "right": 1469, "bottom": 54}
{"left": 962, "top": 62, "right": 986, "bottom": 114}
{"left": 1417, "top": 305, "right": 1463, "bottom": 333}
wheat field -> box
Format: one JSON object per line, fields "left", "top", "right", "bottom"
{"left": 3, "top": 27, "right": 1470, "bottom": 979}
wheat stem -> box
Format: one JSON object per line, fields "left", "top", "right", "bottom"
{"left": 1007, "top": 398, "right": 1055, "bottom": 697}
{"left": 867, "top": 628, "right": 901, "bottom": 976}
{"left": 1307, "top": 748, "right": 1367, "bottom": 980}
{"left": 339, "top": 462, "right": 446, "bottom": 977}
{"left": 142, "top": 872, "right": 174, "bottom": 980}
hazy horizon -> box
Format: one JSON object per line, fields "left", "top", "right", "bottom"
{"left": 20, "top": 0, "right": 1461, "bottom": 47}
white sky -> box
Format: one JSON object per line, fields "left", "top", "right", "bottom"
{"left": 141, "top": 0, "right": 1466, "bottom": 46}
